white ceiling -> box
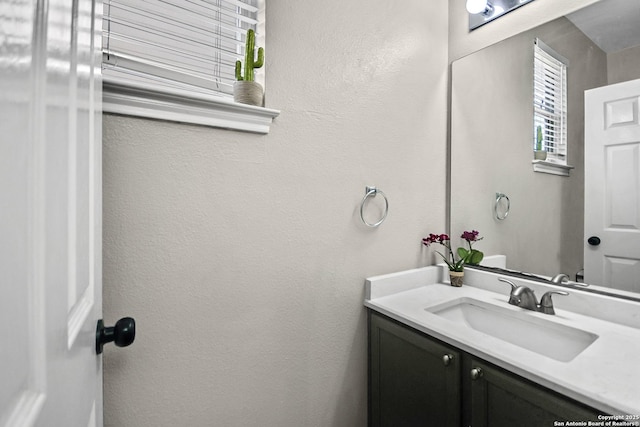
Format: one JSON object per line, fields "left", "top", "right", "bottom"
{"left": 566, "top": 0, "right": 640, "bottom": 53}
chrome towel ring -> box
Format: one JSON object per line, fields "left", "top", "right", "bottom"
{"left": 495, "top": 192, "right": 510, "bottom": 220}
{"left": 360, "top": 186, "right": 389, "bottom": 228}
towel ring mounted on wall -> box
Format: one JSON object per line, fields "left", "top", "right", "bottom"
{"left": 360, "top": 186, "right": 389, "bottom": 228}
{"left": 495, "top": 192, "right": 510, "bottom": 220}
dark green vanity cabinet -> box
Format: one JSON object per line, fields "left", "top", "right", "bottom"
{"left": 369, "top": 310, "right": 461, "bottom": 427}
{"left": 464, "top": 358, "right": 601, "bottom": 427}
{"left": 368, "top": 311, "right": 603, "bottom": 427}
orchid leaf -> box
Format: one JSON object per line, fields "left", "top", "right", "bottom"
{"left": 467, "top": 249, "right": 484, "bottom": 266}
{"left": 457, "top": 247, "right": 469, "bottom": 260}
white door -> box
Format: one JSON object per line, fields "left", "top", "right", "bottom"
{"left": 1, "top": 0, "right": 106, "bottom": 425}
{"left": 584, "top": 79, "right": 640, "bottom": 292}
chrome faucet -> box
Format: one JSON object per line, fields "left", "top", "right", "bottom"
{"left": 499, "top": 277, "right": 569, "bottom": 315}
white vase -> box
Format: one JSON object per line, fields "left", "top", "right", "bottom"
{"left": 233, "top": 81, "right": 263, "bottom": 107}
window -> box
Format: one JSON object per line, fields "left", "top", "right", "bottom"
{"left": 533, "top": 38, "right": 568, "bottom": 164}
{"left": 102, "top": 0, "right": 278, "bottom": 133}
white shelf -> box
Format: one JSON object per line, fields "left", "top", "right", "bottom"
{"left": 531, "top": 160, "right": 574, "bottom": 177}
{"left": 103, "top": 80, "right": 280, "bottom": 134}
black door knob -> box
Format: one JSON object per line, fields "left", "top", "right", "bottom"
{"left": 96, "top": 317, "right": 136, "bottom": 354}
{"left": 587, "top": 236, "right": 601, "bottom": 246}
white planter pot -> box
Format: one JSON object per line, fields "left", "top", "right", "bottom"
{"left": 534, "top": 150, "right": 547, "bottom": 161}
{"left": 233, "top": 81, "right": 263, "bottom": 107}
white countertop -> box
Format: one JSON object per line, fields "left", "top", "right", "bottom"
{"left": 364, "top": 265, "right": 640, "bottom": 416}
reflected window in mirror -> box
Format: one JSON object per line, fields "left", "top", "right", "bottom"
{"left": 533, "top": 39, "right": 568, "bottom": 165}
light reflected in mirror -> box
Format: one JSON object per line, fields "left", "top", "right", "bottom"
{"left": 450, "top": 0, "right": 640, "bottom": 296}
{"left": 467, "top": 0, "right": 537, "bottom": 31}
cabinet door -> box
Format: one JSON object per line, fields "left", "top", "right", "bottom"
{"left": 369, "top": 312, "right": 461, "bottom": 427}
{"left": 468, "top": 359, "right": 602, "bottom": 427}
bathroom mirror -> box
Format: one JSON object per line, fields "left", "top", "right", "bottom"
{"left": 450, "top": 0, "right": 640, "bottom": 296}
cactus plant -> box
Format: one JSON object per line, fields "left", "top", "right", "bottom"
{"left": 536, "top": 125, "right": 544, "bottom": 151}
{"left": 235, "top": 29, "right": 264, "bottom": 82}
{"left": 534, "top": 125, "right": 548, "bottom": 160}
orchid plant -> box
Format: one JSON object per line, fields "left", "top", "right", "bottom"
{"left": 422, "top": 230, "right": 484, "bottom": 272}
{"left": 458, "top": 230, "right": 484, "bottom": 266}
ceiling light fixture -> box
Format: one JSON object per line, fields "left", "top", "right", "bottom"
{"left": 466, "top": 0, "right": 493, "bottom": 15}
{"left": 467, "top": 0, "right": 536, "bottom": 31}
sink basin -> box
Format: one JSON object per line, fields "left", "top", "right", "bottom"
{"left": 425, "top": 297, "right": 598, "bottom": 362}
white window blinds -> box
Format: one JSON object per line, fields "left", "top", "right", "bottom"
{"left": 102, "top": 0, "right": 261, "bottom": 99}
{"left": 533, "top": 38, "right": 568, "bottom": 164}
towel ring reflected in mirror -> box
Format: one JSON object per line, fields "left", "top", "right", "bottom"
{"left": 495, "top": 192, "right": 510, "bottom": 221}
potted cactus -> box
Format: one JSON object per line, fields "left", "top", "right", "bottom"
{"left": 234, "top": 29, "right": 264, "bottom": 106}
{"left": 534, "top": 125, "right": 547, "bottom": 160}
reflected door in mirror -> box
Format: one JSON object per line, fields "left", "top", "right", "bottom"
{"left": 584, "top": 79, "right": 640, "bottom": 293}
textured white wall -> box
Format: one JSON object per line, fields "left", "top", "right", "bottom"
{"left": 102, "top": 1, "right": 448, "bottom": 426}
{"left": 608, "top": 44, "right": 640, "bottom": 84}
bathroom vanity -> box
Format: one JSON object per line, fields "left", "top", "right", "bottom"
{"left": 365, "top": 265, "right": 640, "bottom": 426}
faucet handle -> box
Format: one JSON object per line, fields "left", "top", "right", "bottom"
{"left": 539, "top": 291, "right": 569, "bottom": 315}
{"left": 499, "top": 278, "right": 522, "bottom": 305}
{"left": 498, "top": 277, "right": 517, "bottom": 291}
{"left": 550, "top": 273, "right": 570, "bottom": 285}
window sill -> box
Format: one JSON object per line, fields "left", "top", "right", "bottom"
{"left": 531, "top": 160, "right": 574, "bottom": 177}
{"left": 102, "top": 80, "right": 280, "bottom": 134}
